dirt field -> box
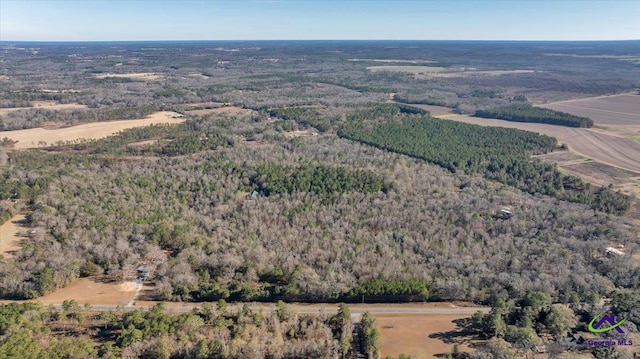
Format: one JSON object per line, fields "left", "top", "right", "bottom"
{"left": 439, "top": 114, "right": 640, "bottom": 174}
{"left": 0, "top": 214, "right": 27, "bottom": 259}
{"left": 415, "top": 69, "right": 534, "bottom": 79}
{"left": 0, "top": 111, "right": 184, "bottom": 149}
{"left": 367, "top": 65, "right": 447, "bottom": 73}
{"left": 186, "top": 106, "right": 251, "bottom": 116}
{"left": 93, "top": 72, "right": 162, "bottom": 81}
{"left": 0, "top": 101, "right": 88, "bottom": 115}
{"left": 376, "top": 314, "right": 476, "bottom": 358}
{"left": 538, "top": 94, "right": 640, "bottom": 125}
{"left": 37, "top": 278, "right": 139, "bottom": 306}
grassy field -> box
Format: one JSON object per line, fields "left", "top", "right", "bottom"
{"left": 0, "top": 111, "right": 185, "bottom": 149}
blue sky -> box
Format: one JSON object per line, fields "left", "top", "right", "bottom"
{"left": 1, "top": 0, "right": 639, "bottom": 41}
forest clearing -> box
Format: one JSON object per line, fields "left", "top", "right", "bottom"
{"left": 92, "top": 72, "right": 163, "bottom": 81}
{"left": 0, "top": 214, "right": 26, "bottom": 259}
{"left": 376, "top": 313, "right": 476, "bottom": 358}
{"left": 36, "top": 278, "right": 141, "bottom": 306}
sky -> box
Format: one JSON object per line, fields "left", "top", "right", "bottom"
{"left": 1, "top": 0, "right": 639, "bottom": 41}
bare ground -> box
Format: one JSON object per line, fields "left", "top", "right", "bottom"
{"left": 186, "top": 106, "right": 251, "bottom": 116}
{"left": 37, "top": 278, "right": 139, "bottom": 306}
{"left": 537, "top": 94, "right": 640, "bottom": 125}
{"left": 376, "top": 314, "right": 475, "bottom": 358}
{"left": 0, "top": 111, "right": 184, "bottom": 149}
{"left": 93, "top": 72, "right": 162, "bottom": 81}
{"left": 0, "top": 214, "right": 27, "bottom": 259}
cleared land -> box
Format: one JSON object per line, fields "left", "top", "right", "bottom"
{"left": 0, "top": 111, "right": 185, "bottom": 149}
{"left": 414, "top": 69, "right": 534, "bottom": 79}
{"left": 376, "top": 313, "right": 475, "bottom": 358}
{"left": 367, "top": 65, "right": 447, "bottom": 73}
{"left": 0, "top": 214, "right": 27, "bottom": 259}
{"left": 538, "top": 94, "right": 640, "bottom": 125}
{"left": 439, "top": 114, "right": 640, "bottom": 174}
{"left": 185, "top": 106, "right": 251, "bottom": 116}
{"left": 0, "top": 100, "right": 88, "bottom": 115}
{"left": 37, "top": 278, "right": 139, "bottom": 306}
{"left": 93, "top": 72, "right": 162, "bottom": 81}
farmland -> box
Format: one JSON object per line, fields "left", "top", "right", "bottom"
{"left": 538, "top": 94, "right": 640, "bottom": 125}
{"left": 0, "top": 111, "right": 184, "bottom": 149}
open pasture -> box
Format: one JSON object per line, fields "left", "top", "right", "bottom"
{"left": 0, "top": 111, "right": 184, "bottom": 149}
{"left": 538, "top": 94, "right": 640, "bottom": 125}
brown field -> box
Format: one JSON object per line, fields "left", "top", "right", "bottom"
{"left": 186, "top": 106, "right": 251, "bottom": 116}
{"left": 415, "top": 69, "right": 534, "bottom": 79}
{"left": 376, "top": 314, "right": 475, "bottom": 358}
{"left": 560, "top": 161, "right": 639, "bottom": 187}
{"left": 37, "top": 278, "right": 139, "bottom": 306}
{"left": 367, "top": 65, "right": 448, "bottom": 73}
{"left": 439, "top": 114, "right": 640, "bottom": 174}
{"left": 0, "top": 111, "right": 184, "bottom": 149}
{"left": 0, "top": 214, "right": 27, "bottom": 259}
{"left": 538, "top": 94, "right": 640, "bottom": 125}
{"left": 93, "top": 72, "right": 162, "bottom": 81}
{"left": 0, "top": 100, "right": 88, "bottom": 115}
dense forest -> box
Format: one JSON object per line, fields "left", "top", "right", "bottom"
{"left": 475, "top": 104, "right": 594, "bottom": 128}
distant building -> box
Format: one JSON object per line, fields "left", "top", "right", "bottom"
{"left": 605, "top": 247, "right": 625, "bottom": 256}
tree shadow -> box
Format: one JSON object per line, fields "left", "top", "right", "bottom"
{"left": 428, "top": 318, "right": 486, "bottom": 345}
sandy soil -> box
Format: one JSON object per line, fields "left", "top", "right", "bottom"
{"left": 0, "top": 111, "right": 184, "bottom": 149}
{"left": 0, "top": 214, "right": 27, "bottom": 259}
{"left": 440, "top": 114, "right": 640, "bottom": 174}
{"left": 538, "top": 94, "right": 640, "bottom": 125}
{"left": 37, "top": 278, "right": 139, "bottom": 306}
{"left": 93, "top": 72, "right": 162, "bottom": 81}
{"left": 0, "top": 101, "right": 88, "bottom": 115}
{"left": 376, "top": 314, "right": 474, "bottom": 358}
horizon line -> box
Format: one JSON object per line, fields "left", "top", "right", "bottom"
{"left": 1, "top": 39, "right": 639, "bottom": 43}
